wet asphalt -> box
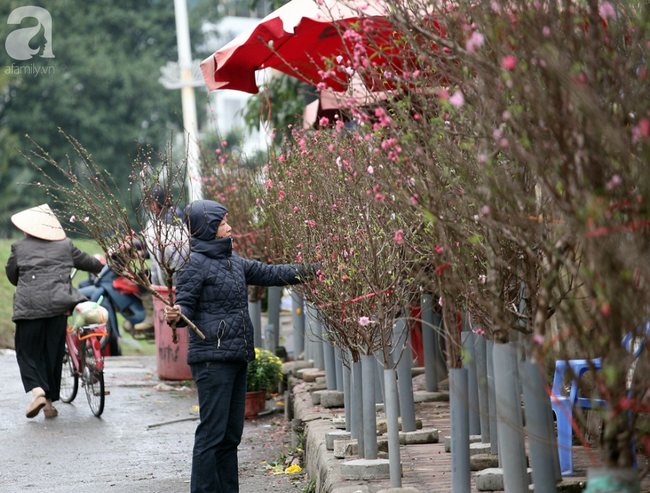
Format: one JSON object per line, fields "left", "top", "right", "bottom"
{"left": 0, "top": 350, "right": 300, "bottom": 493}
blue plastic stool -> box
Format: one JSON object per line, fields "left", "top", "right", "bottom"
{"left": 550, "top": 358, "right": 605, "bottom": 476}
{"left": 550, "top": 322, "right": 649, "bottom": 476}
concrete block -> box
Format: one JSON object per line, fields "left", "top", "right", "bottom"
{"left": 331, "top": 486, "right": 372, "bottom": 493}
{"left": 340, "top": 459, "right": 393, "bottom": 481}
{"left": 413, "top": 390, "right": 450, "bottom": 403}
{"left": 400, "top": 428, "right": 439, "bottom": 445}
{"left": 470, "top": 443, "right": 492, "bottom": 456}
{"left": 444, "top": 434, "right": 483, "bottom": 452}
{"left": 300, "top": 368, "right": 326, "bottom": 382}
{"left": 332, "top": 415, "right": 346, "bottom": 429}
{"left": 334, "top": 438, "right": 390, "bottom": 458}
{"left": 334, "top": 439, "right": 358, "bottom": 458}
{"left": 475, "top": 467, "right": 533, "bottom": 491}
{"left": 376, "top": 418, "right": 422, "bottom": 434}
{"left": 320, "top": 390, "right": 345, "bottom": 408}
{"left": 326, "top": 430, "right": 351, "bottom": 450}
{"left": 315, "top": 376, "right": 327, "bottom": 384}
{"left": 377, "top": 489, "right": 420, "bottom": 493}
{"left": 470, "top": 454, "right": 499, "bottom": 471}
{"left": 311, "top": 390, "right": 323, "bottom": 405}
{"left": 303, "top": 381, "right": 327, "bottom": 393}
{"left": 288, "top": 360, "right": 313, "bottom": 377}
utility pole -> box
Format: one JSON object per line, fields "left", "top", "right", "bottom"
{"left": 159, "top": 0, "right": 203, "bottom": 202}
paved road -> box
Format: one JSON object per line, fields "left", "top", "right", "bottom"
{"left": 0, "top": 350, "right": 304, "bottom": 493}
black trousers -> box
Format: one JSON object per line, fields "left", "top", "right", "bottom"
{"left": 15, "top": 315, "right": 67, "bottom": 401}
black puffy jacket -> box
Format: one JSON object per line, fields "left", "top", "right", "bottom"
{"left": 176, "top": 200, "right": 316, "bottom": 365}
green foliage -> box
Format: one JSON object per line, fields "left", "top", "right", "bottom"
{"left": 0, "top": 1, "right": 186, "bottom": 236}
{"left": 301, "top": 478, "right": 316, "bottom": 493}
{"left": 242, "top": 74, "right": 313, "bottom": 148}
{"left": 247, "top": 347, "right": 283, "bottom": 392}
{"left": 0, "top": 238, "right": 17, "bottom": 347}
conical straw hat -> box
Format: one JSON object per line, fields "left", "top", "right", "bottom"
{"left": 11, "top": 204, "right": 66, "bottom": 241}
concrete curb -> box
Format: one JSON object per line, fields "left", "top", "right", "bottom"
{"left": 291, "top": 374, "right": 420, "bottom": 493}
{"left": 293, "top": 380, "right": 347, "bottom": 492}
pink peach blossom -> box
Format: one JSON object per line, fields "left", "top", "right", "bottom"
{"left": 449, "top": 90, "right": 465, "bottom": 108}
{"left": 599, "top": 2, "right": 615, "bottom": 19}
{"left": 465, "top": 31, "right": 485, "bottom": 52}
{"left": 501, "top": 55, "right": 517, "bottom": 71}
{"left": 632, "top": 118, "right": 650, "bottom": 142}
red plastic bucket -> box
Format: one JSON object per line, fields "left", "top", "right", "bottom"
{"left": 152, "top": 286, "right": 192, "bottom": 380}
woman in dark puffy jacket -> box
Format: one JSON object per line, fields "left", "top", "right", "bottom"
{"left": 165, "top": 199, "right": 317, "bottom": 493}
{"left": 5, "top": 204, "right": 103, "bottom": 419}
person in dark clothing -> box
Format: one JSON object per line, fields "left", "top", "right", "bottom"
{"left": 165, "top": 199, "right": 317, "bottom": 493}
{"left": 5, "top": 204, "right": 104, "bottom": 419}
{"left": 133, "top": 184, "right": 184, "bottom": 333}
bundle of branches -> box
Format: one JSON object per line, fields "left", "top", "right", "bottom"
{"left": 259, "top": 125, "right": 425, "bottom": 368}
{"left": 23, "top": 131, "right": 205, "bottom": 343}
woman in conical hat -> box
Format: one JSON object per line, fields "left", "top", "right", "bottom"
{"left": 5, "top": 204, "right": 103, "bottom": 419}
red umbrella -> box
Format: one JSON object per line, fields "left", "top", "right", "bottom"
{"left": 200, "top": 0, "right": 397, "bottom": 94}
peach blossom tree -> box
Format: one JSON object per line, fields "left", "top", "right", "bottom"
{"left": 258, "top": 124, "right": 425, "bottom": 368}
{"left": 336, "top": 0, "right": 650, "bottom": 480}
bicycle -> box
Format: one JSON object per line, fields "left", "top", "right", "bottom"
{"left": 59, "top": 321, "right": 109, "bottom": 417}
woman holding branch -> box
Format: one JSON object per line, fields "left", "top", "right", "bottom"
{"left": 165, "top": 199, "right": 318, "bottom": 493}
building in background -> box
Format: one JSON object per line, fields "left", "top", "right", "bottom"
{"left": 199, "top": 1, "right": 272, "bottom": 156}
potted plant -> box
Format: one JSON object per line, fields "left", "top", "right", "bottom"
{"left": 245, "top": 348, "right": 283, "bottom": 418}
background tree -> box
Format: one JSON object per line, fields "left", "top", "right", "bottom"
{"left": 243, "top": 76, "right": 315, "bottom": 148}
{"left": 0, "top": 0, "right": 216, "bottom": 236}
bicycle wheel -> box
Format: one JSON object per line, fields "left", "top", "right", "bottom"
{"left": 83, "top": 341, "right": 105, "bottom": 417}
{"left": 60, "top": 342, "right": 78, "bottom": 403}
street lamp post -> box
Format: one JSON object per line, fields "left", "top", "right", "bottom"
{"left": 159, "top": 0, "right": 204, "bottom": 202}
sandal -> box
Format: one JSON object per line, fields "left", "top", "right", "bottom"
{"left": 43, "top": 407, "right": 58, "bottom": 419}
{"left": 26, "top": 395, "right": 46, "bottom": 418}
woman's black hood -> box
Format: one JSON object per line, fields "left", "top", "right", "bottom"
{"left": 184, "top": 200, "right": 228, "bottom": 241}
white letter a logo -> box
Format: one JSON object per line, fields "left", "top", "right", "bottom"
{"left": 6, "top": 6, "right": 55, "bottom": 61}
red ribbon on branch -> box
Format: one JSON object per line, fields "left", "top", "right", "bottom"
{"left": 435, "top": 263, "right": 451, "bottom": 276}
